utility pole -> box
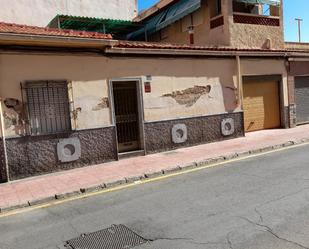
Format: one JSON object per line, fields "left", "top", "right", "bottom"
{"left": 295, "top": 18, "right": 303, "bottom": 43}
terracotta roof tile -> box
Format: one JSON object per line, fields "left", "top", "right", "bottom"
{"left": 116, "top": 41, "right": 273, "bottom": 51}
{"left": 0, "top": 22, "right": 112, "bottom": 40}
{"left": 116, "top": 41, "right": 309, "bottom": 53}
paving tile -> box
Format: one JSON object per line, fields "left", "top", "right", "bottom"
{"left": 1, "top": 125, "right": 309, "bottom": 211}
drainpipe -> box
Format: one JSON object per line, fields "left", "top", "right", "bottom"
{"left": 188, "top": 14, "right": 195, "bottom": 45}
{"left": 236, "top": 55, "right": 243, "bottom": 109}
{"left": 0, "top": 97, "right": 9, "bottom": 182}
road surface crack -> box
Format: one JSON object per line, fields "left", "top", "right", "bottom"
{"left": 258, "top": 187, "right": 309, "bottom": 209}
{"left": 254, "top": 207, "right": 264, "bottom": 223}
{"left": 226, "top": 232, "right": 235, "bottom": 249}
{"left": 150, "top": 237, "right": 227, "bottom": 246}
{"left": 239, "top": 216, "right": 309, "bottom": 249}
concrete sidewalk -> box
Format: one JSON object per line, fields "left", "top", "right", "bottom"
{"left": 1, "top": 125, "right": 309, "bottom": 213}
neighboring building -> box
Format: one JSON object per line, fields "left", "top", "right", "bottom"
{"left": 0, "top": 0, "right": 308, "bottom": 183}
{"left": 0, "top": 0, "right": 138, "bottom": 27}
{"left": 285, "top": 42, "right": 309, "bottom": 127}
{"left": 130, "top": 0, "right": 283, "bottom": 49}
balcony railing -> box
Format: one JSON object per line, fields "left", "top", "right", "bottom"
{"left": 210, "top": 15, "right": 224, "bottom": 29}
{"left": 233, "top": 12, "right": 280, "bottom": 27}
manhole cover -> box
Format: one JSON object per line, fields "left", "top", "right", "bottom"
{"left": 66, "top": 224, "right": 148, "bottom": 249}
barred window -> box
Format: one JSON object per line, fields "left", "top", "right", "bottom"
{"left": 25, "top": 81, "right": 71, "bottom": 135}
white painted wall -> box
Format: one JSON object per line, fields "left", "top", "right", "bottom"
{"left": 0, "top": 0, "right": 137, "bottom": 27}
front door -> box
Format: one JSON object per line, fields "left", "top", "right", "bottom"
{"left": 112, "top": 81, "right": 141, "bottom": 153}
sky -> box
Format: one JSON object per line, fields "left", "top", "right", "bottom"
{"left": 138, "top": 0, "right": 309, "bottom": 42}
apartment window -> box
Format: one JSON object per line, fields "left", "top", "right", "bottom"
{"left": 25, "top": 81, "right": 71, "bottom": 135}
{"left": 215, "top": 0, "right": 222, "bottom": 16}
{"left": 210, "top": 0, "right": 222, "bottom": 18}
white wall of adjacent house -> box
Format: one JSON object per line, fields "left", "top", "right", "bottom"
{"left": 0, "top": 0, "right": 138, "bottom": 27}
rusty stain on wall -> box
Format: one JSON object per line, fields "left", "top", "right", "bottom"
{"left": 92, "top": 97, "right": 110, "bottom": 111}
{"left": 162, "top": 85, "right": 212, "bottom": 107}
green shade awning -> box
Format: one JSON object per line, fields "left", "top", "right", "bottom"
{"left": 48, "top": 15, "right": 143, "bottom": 39}
{"left": 234, "top": 0, "right": 280, "bottom": 6}
{"left": 127, "top": 0, "right": 201, "bottom": 40}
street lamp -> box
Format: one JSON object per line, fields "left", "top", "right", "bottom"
{"left": 295, "top": 18, "right": 303, "bottom": 43}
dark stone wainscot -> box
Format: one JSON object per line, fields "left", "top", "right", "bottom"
{"left": 6, "top": 127, "right": 117, "bottom": 180}
{"left": 0, "top": 138, "right": 7, "bottom": 182}
{"left": 144, "top": 112, "right": 244, "bottom": 154}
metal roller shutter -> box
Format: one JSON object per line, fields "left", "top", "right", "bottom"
{"left": 295, "top": 76, "right": 309, "bottom": 125}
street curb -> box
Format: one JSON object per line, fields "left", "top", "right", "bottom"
{"left": 0, "top": 138, "right": 308, "bottom": 214}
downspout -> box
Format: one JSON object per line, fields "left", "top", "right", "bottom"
{"left": 236, "top": 55, "right": 243, "bottom": 109}
{"left": 236, "top": 55, "right": 245, "bottom": 135}
{"left": 0, "top": 97, "right": 9, "bottom": 182}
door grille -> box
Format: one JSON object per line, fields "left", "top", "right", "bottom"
{"left": 113, "top": 82, "right": 140, "bottom": 152}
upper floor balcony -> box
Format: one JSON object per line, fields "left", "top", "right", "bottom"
{"left": 233, "top": 12, "right": 280, "bottom": 26}
{"left": 232, "top": 0, "right": 281, "bottom": 27}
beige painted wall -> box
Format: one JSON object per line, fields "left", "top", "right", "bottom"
{"left": 149, "top": 0, "right": 230, "bottom": 46}
{"left": 240, "top": 58, "right": 288, "bottom": 106}
{"left": 149, "top": 0, "right": 284, "bottom": 49}
{"left": 142, "top": 59, "right": 239, "bottom": 121}
{"left": 285, "top": 42, "right": 309, "bottom": 51}
{"left": 0, "top": 54, "right": 239, "bottom": 137}
{"left": 0, "top": 53, "right": 287, "bottom": 138}
{"left": 0, "top": 0, "right": 137, "bottom": 27}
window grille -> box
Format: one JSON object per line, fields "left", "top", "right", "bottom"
{"left": 24, "top": 81, "right": 71, "bottom": 135}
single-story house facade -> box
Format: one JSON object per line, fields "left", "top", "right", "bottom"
{"left": 0, "top": 21, "right": 308, "bottom": 182}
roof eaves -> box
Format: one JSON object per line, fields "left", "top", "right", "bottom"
{"left": 0, "top": 32, "right": 117, "bottom": 48}
{"left": 134, "top": 0, "right": 178, "bottom": 22}
{"left": 106, "top": 46, "right": 290, "bottom": 57}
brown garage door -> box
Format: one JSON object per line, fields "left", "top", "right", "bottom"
{"left": 295, "top": 76, "right": 309, "bottom": 125}
{"left": 243, "top": 80, "right": 281, "bottom": 132}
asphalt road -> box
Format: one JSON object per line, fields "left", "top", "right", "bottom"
{"left": 1, "top": 144, "right": 309, "bottom": 249}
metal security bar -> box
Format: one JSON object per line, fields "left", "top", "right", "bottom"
{"left": 113, "top": 83, "right": 139, "bottom": 144}
{"left": 24, "top": 81, "right": 71, "bottom": 135}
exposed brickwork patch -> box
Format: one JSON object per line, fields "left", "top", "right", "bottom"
{"left": 162, "top": 85, "right": 211, "bottom": 107}
{"left": 92, "top": 97, "right": 110, "bottom": 111}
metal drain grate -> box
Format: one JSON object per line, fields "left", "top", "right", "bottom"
{"left": 66, "top": 224, "right": 148, "bottom": 249}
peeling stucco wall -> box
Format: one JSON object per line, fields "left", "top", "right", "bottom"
{"left": 72, "top": 80, "right": 111, "bottom": 130}
{"left": 0, "top": 0, "right": 137, "bottom": 26}
{"left": 143, "top": 76, "right": 239, "bottom": 122}
{"left": 0, "top": 54, "right": 287, "bottom": 138}
{"left": 0, "top": 54, "right": 239, "bottom": 137}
